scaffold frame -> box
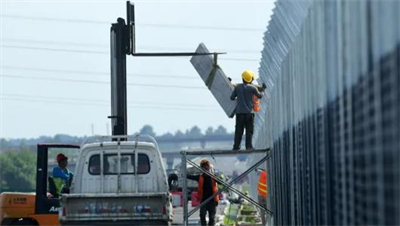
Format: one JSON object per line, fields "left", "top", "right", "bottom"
{"left": 181, "top": 148, "right": 272, "bottom": 226}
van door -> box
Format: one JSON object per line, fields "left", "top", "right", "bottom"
{"left": 82, "top": 150, "right": 155, "bottom": 193}
{"left": 81, "top": 152, "right": 102, "bottom": 193}
{"left": 105, "top": 151, "right": 154, "bottom": 193}
{"left": 119, "top": 150, "right": 155, "bottom": 193}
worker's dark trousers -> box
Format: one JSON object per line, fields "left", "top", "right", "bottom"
{"left": 200, "top": 200, "right": 217, "bottom": 226}
{"left": 233, "top": 113, "right": 254, "bottom": 150}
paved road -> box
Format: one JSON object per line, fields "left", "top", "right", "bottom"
{"left": 172, "top": 201, "right": 226, "bottom": 225}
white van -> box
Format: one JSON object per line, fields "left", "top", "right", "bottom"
{"left": 59, "top": 135, "right": 173, "bottom": 226}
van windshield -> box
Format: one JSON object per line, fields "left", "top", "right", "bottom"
{"left": 89, "top": 153, "right": 150, "bottom": 175}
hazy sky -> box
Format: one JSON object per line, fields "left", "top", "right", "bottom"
{"left": 0, "top": 0, "right": 274, "bottom": 139}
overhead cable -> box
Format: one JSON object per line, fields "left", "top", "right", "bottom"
{"left": 0, "top": 74, "right": 206, "bottom": 90}
{"left": 0, "top": 14, "right": 264, "bottom": 32}
{"left": 2, "top": 66, "right": 198, "bottom": 80}
{"left": 1, "top": 45, "right": 259, "bottom": 62}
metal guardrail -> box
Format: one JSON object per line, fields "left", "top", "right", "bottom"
{"left": 253, "top": 0, "right": 400, "bottom": 225}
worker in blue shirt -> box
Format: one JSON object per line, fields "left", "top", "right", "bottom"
{"left": 52, "top": 153, "right": 73, "bottom": 196}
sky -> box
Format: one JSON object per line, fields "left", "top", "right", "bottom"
{"left": 0, "top": 0, "right": 275, "bottom": 139}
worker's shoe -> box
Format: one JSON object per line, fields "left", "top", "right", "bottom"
{"left": 232, "top": 147, "right": 240, "bottom": 151}
{"left": 246, "top": 147, "right": 255, "bottom": 151}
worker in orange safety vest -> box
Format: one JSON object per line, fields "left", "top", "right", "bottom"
{"left": 187, "top": 159, "right": 219, "bottom": 226}
{"left": 258, "top": 170, "right": 268, "bottom": 226}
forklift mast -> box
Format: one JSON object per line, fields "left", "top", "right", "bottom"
{"left": 109, "top": 17, "right": 128, "bottom": 136}
{"left": 108, "top": 2, "right": 134, "bottom": 137}
{"left": 108, "top": 1, "right": 224, "bottom": 137}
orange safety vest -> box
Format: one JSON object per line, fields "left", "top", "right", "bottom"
{"left": 198, "top": 174, "right": 219, "bottom": 203}
{"left": 258, "top": 171, "right": 268, "bottom": 197}
{"left": 253, "top": 95, "right": 260, "bottom": 112}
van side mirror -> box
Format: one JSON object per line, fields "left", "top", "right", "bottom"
{"left": 168, "top": 173, "right": 179, "bottom": 191}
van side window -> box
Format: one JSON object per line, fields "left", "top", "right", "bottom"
{"left": 89, "top": 155, "right": 100, "bottom": 175}
{"left": 88, "top": 153, "right": 150, "bottom": 175}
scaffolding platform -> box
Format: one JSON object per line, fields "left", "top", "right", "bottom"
{"left": 180, "top": 148, "right": 272, "bottom": 226}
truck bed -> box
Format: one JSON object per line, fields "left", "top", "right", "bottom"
{"left": 59, "top": 192, "right": 171, "bottom": 226}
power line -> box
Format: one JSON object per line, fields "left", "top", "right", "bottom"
{"left": 1, "top": 97, "right": 217, "bottom": 112}
{"left": 1, "top": 38, "right": 106, "bottom": 48}
{"left": 0, "top": 14, "right": 264, "bottom": 32}
{"left": 1, "top": 45, "right": 259, "bottom": 62}
{"left": 2, "top": 65, "right": 199, "bottom": 80}
{"left": 1, "top": 93, "right": 217, "bottom": 108}
{"left": 0, "top": 38, "right": 261, "bottom": 54}
{"left": 1, "top": 45, "right": 108, "bottom": 54}
{"left": 0, "top": 14, "right": 108, "bottom": 24}
{"left": 0, "top": 74, "right": 206, "bottom": 90}
{"left": 1, "top": 94, "right": 219, "bottom": 112}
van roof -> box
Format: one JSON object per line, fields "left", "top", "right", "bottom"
{"left": 81, "top": 141, "right": 156, "bottom": 150}
{"left": 80, "top": 135, "right": 159, "bottom": 148}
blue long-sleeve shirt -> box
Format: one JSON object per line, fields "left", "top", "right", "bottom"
{"left": 53, "top": 167, "right": 73, "bottom": 180}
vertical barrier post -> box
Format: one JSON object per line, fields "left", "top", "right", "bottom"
{"left": 181, "top": 151, "right": 188, "bottom": 226}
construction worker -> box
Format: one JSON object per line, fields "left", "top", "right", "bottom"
{"left": 217, "top": 173, "right": 227, "bottom": 200}
{"left": 187, "top": 159, "right": 219, "bottom": 226}
{"left": 52, "top": 153, "right": 74, "bottom": 196}
{"left": 230, "top": 70, "right": 265, "bottom": 150}
{"left": 258, "top": 170, "right": 268, "bottom": 226}
{"left": 217, "top": 173, "right": 225, "bottom": 190}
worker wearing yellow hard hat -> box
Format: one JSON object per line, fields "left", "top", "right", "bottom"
{"left": 241, "top": 70, "right": 254, "bottom": 83}
{"left": 230, "top": 70, "right": 266, "bottom": 150}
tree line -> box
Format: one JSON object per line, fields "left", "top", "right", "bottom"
{"left": 0, "top": 148, "right": 36, "bottom": 192}
{"left": 0, "top": 125, "right": 232, "bottom": 192}
{"left": 0, "top": 125, "right": 232, "bottom": 148}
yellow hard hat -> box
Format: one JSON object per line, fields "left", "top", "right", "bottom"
{"left": 200, "top": 159, "right": 210, "bottom": 166}
{"left": 242, "top": 70, "right": 255, "bottom": 83}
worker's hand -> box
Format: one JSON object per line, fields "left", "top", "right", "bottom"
{"left": 261, "top": 83, "right": 267, "bottom": 91}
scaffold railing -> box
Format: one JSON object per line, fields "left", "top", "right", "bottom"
{"left": 180, "top": 148, "right": 272, "bottom": 226}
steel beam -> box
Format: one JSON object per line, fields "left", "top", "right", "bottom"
{"left": 184, "top": 148, "right": 270, "bottom": 156}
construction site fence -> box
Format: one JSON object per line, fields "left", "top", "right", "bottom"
{"left": 251, "top": 0, "right": 400, "bottom": 225}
